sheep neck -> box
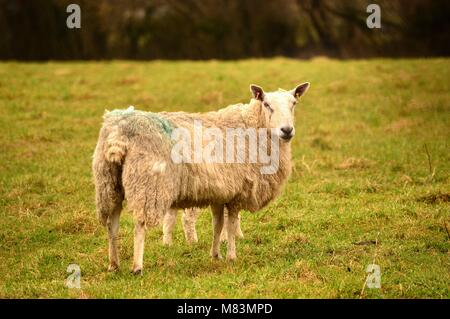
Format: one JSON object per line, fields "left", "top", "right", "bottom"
{"left": 244, "top": 98, "right": 293, "bottom": 180}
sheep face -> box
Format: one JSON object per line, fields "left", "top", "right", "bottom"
{"left": 250, "top": 83, "right": 310, "bottom": 142}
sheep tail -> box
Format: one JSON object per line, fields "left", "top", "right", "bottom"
{"left": 92, "top": 127, "right": 125, "bottom": 226}
{"left": 105, "top": 126, "right": 128, "bottom": 164}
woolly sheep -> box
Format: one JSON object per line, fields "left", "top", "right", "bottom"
{"left": 92, "top": 82, "right": 310, "bottom": 274}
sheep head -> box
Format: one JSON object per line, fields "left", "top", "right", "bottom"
{"left": 250, "top": 82, "right": 310, "bottom": 142}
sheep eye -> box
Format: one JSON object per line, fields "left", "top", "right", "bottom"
{"left": 263, "top": 102, "right": 273, "bottom": 112}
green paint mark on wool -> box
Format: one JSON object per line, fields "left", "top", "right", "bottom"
{"left": 106, "top": 106, "right": 173, "bottom": 136}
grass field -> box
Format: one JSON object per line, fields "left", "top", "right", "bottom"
{"left": 0, "top": 58, "right": 449, "bottom": 298}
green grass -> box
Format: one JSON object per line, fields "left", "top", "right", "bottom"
{"left": 0, "top": 58, "right": 449, "bottom": 298}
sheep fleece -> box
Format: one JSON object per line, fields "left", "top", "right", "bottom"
{"left": 92, "top": 99, "right": 292, "bottom": 226}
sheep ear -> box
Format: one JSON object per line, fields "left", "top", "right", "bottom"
{"left": 290, "top": 82, "right": 310, "bottom": 99}
{"left": 250, "top": 84, "right": 265, "bottom": 101}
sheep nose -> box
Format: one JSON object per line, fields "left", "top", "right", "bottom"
{"left": 280, "top": 126, "right": 293, "bottom": 135}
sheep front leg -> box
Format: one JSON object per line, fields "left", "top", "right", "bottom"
{"left": 226, "top": 209, "right": 239, "bottom": 261}
{"left": 163, "top": 209, "right": 177, "bottom": 246}
{"left": 182, "top": 208, "right": 199, "bottom": 244}
{"left": 107, "top": 206, "right": 122, "bottom": 272}
{"left": 132, "top": 218, "right": 146, "bottom": 275}
{"left": 210, "top": 205, "right": 224, "bottom": 259}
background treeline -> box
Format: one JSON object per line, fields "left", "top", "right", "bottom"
{"left": 1, "top": 0, "right": 449, "bottom": 60}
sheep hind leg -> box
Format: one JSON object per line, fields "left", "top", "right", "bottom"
{"left": 219, "top": 211, "right": 228, "bottom": 242}
{"left": 226, "top": 209, "right": 240, "bottom": 261}
{"left": 182, "top": 208, "right": 200, "bottom": 244}
{"left": 236, "top": 213, "right": 244, "bottom": 239}
{"left": 131, "top": 216, "right": 146, "bottom": 275}
{"left": 107, "top": 205, "right": 122, "bottom": 272}
{"left": 220, "top": 212, "right": 244, "bottom": 242}
{"left": 162, "top": 208, "right": 177, "bottom": 246}
{"left": 210, "top": 204, "right": 224, "bottom": 259}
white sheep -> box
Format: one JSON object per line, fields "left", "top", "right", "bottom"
{"left": 92, "top": 82, "right": 310, "bottom": 274}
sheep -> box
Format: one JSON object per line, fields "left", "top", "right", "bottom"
{"left": 162, "top": 207, "right": 244, "bottom": 245}
{"left": 92, "top": 82, "right": 310, "bottom": 274}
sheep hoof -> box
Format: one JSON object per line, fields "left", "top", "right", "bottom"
{"left": 227, "top": 255, "right": 237, "bottom": 262}
{"left": 211, "top": 253, "right": 223, "bottom": 260}
{"left": 107, "top": 264, "right": 119, "bottom": 272}
{"left": 186, "top": 237, "right": 198, "bottom": 245}
{"left": 131, "top": 268, "right": 143, "bottom": 276}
